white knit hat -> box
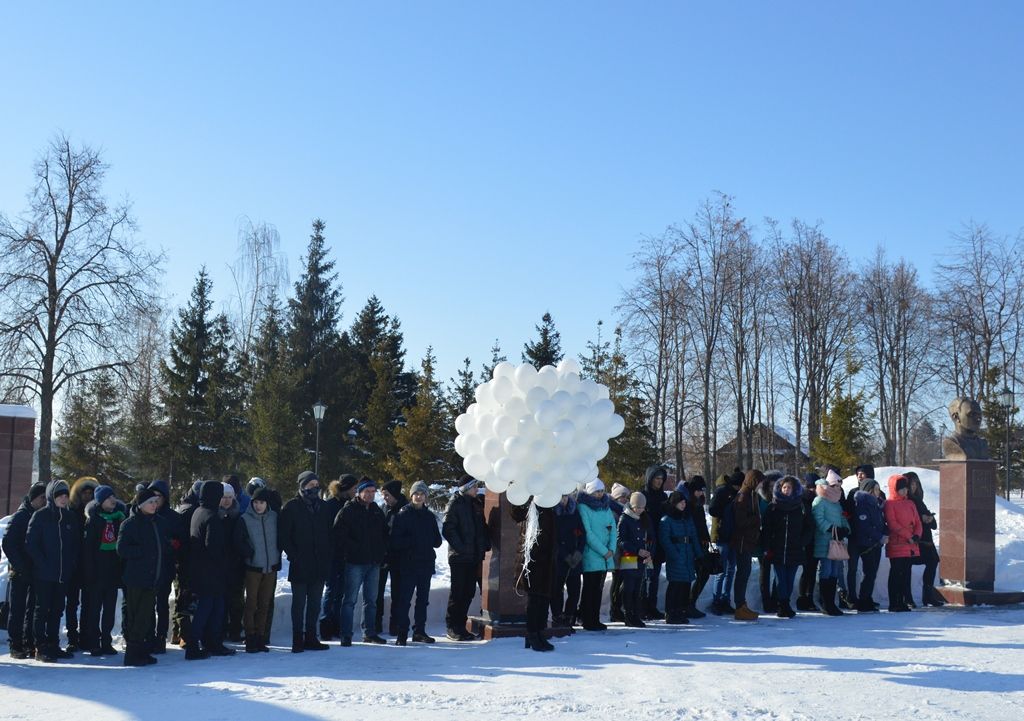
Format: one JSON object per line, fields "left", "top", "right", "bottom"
{"left": 610, "top": 482, "right": 630, "bottom": 500}
{"left": 585, "top": 479, "right": 605, "bottom": 495}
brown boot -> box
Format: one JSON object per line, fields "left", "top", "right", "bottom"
{"left": 734, "top": 604, "right": 759, "bottom": 621}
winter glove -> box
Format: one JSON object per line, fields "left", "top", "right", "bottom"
{"left": 566, "top": 551, "right": 583, "bottom": 569}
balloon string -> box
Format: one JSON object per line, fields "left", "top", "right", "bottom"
{"left": 516, "top": 500, "right": 540, "bottom": 597}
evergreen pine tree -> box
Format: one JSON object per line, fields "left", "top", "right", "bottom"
{"left": 390, "top": 347, "right": 450, "bottom": 485}
{"left": 811, "top": 380, "right": 873, "bottom": 473}
{"left": 448, "top": 357, "right": 477, "bottom": 418}
{"left": 522, "top": 312, "right": 564, "bottom": 368}
{"left": 204, "top": 313, "right": 245, "bottom": 474}
{"left": 287, "top": 219, "right": 345, "bottom": 475}
{"left": 479, "top": 339, "right": 507, "bottom": 384}
{"left": 358, "top": 345, "right": 401, "bottom": 479}
{"left": 579, "top": 320, "right": 610, "bottom": 380}
{"left": 54, "top": 371, "right": 131, "bottom": 496}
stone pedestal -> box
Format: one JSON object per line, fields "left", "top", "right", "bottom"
{"left": 0, "top": 405, "right": 36, "bottom": 517}
{"left": 936, "top": 459, "right": 1022, "bottom": 605}
{"left": 468, "top": 491, "right": 571, "bottom": 640}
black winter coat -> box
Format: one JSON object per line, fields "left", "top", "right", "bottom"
{"left": 25, "top": 486, "right": 79, "bottom": 584}
{"left": 442, "top": 493, "right": 490, "bottom": 564}
{"left": 510, "top": 503, "right": 557, "bottom": 596}
{"left": 279, "top": 495, "right": 334, "bottom": 583}
{"left": 688, "top": 498, "right": 711, "bottom": 548}
{"left": 553, "top": 499, "right": 586, "bottom": 566}
{"left": 383, "top": 495, "right": 409, "bottom": 567}
{"left": 642, "top": 467, "right": 669, "bottom": 562}
{"left": 2, "top": 497, "right": 36, "bottom": 576}
{"left": 617, "top": 511, "right": 650, "bottom": 558}
{"left": 156, "top": 505, "right": 185, "bottom": 583}
{"left": 334, "top": 499, "right": 387, "bottom": 566}
{"left": 189, "top": 481, "right": 229, "bottom": 596}
{"left": 81, "top": 500, "right": 125, "bottom": 587}
{"left": 118, "top": 511, "right": 172, "bottom": 589}
{"left": 389, "top": 503, "right": 443, "bottom": 569}
{"left": 760, "top": 501, "right": 812, "bottom": 567}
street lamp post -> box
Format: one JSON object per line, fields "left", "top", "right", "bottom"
{"left": 313, "top": 401, "right": 327, "bottom": 477}
{"left": 999, "top": 387, "right": 1014, "bottom": 501}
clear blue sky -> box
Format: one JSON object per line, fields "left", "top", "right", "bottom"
{"left": 2, "top": 2, "right": 1022, "bottom": 383}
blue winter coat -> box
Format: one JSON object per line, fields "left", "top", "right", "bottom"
{"left": 811, "top": 494, "right": 850, "bottom": 559}
{"left": 659, "top": 510, "right": 703, "bottom": 582}
{"left": 617, "top": 511, "right": 650, "bottom": 567}
{"left": 118, "top": 510, "right": 172, "bottom": 589}
{"left": 853, "top": 490, "right": 888, "bottom": 549}
{"left": 578, "top": 493, "right": 617, "bottom": 572}
{"left": 25, "top": 481, "right": 79, "bottom": 584}
{"left": 2, "top": 496, "right": 36, "bottom": 576}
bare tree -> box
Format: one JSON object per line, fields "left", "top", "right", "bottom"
{"left": 0, "top": 135, "right": 163, "bottom": 483}
{"left": 228, "top": 217, "right": 288, "bottom": 358}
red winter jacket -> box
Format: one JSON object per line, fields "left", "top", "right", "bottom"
{"left": 883, "top": 475, "right": 923, "bottom": 559}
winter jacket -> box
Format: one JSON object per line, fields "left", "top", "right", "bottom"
{"left": 761, "top": 497, "right": 812, "bottom": 567}
{"left": 279, "top": 494, "right": 335, "bottom": 583}
{"left": 578, "top": 492, "right": 617, "bottom": 572}
{"left": 68, "top": 478, "right": 98, "bottom": 585}
{"left": 383, "top": 494, "right": 409, "bottom": 567}
{"left": 553, "top": 497, "right": 586, "bottom": 566}
{"left": 731, "top": 490, "right": 762, "bottom": 555}
{"left": 334, "top": 498, "right": 387, "bottom": 566}
{"left": 685, "top": 488, "right": 711, "bottom": 548}
{"left": 189, "top": 481, "right": 230, "bottom": 596}
{"left": 884, "top": 476, "right": 923, "bottom": 560}
{"left": 156, "top": 504, "right": 185, "bottom": 582}
{"left": 235, "top": 505, "right": 281, "bottom": 573}
{"left": 811, "top": 493, "right": 850, "bottom": 559}
{"left": 641, "top": 465, "right": 669, "bottom": 562}
{"left": 25, "top": 481, "right": 79, "bottom": 584}
{"left": 389, "top": 503, "right": 443, "bottom": 569}
{"left": 616, "top": 510, "right": 650, "bottom": 566}
{"left": 909, "top": 487, "right": 938, "bottom": 547}
{"left": 118, "top": 510, "right": 172, "bottom": 589}
{"left": 2, "top": 496, "right": 37, "bottom": 576}
{"left": 708, "top": 475, "right": 738, "bottom": 544}
{"left": 853, "top": 490, "right": 888, "bottom": 549}
{"left": 442, "top": 492, "right": 489, "bottom": 565}
{"left": 509, "top": 502, "right": 557, "bottom": 595}
{"left": 659, "top": 509, "right": 703, "bottom": 583}
{"left": 81, "top": 500, "right": 126, "bottom": 587}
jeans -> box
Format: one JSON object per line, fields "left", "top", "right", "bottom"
{"left": 859, "top": 545, "right": 882, "bottom": 604}
{"left": 798, "top": 546, "right": 819, "bottom": 599}
{"left": 773, "top": 563, "right": 799, "bottom": 605}
{"left": 733, "top": 552, "right": 753, "bottom": 607}
{"left": 713, "top": 544, "right": 737, "bottom": 601}
{"left": 340, "top": 563, "right": 380, "bottom": 639}
{"left": 818, "top": 558, "right": 843, "bottom": 579}
{"left": 291, "top": 579, "right": 325, "bottom": 636}
{"left": 191, "top": 594, "right": 225, "bottom": 648}
{"left": 579, "top": 571, "right": 607, "bottom": 627}
{"left": 392, "top": 563, "right": 432, "bottom": 635}
{"left": 446, "top": 562, "right": 478, "bottom": 632}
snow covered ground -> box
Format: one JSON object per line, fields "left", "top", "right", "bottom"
{"left": 1, "top": 467, "right": 1023, "bottom": 720}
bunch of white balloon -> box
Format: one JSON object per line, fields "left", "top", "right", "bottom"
{"left": 453, "top": 358, "right": 626, "bottom": 508}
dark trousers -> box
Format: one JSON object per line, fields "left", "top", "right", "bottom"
{"left": 446, "top": 562, "right": 478, "bottom": 632}
{"left": 81, "top": 582, "right": 119, "bottom": 649}
{"left": 226, "top": 571, "right": 245, "bottom": 639}
{"left": 122, "top": 586, "right": 156, "bottom": 645}
{"left": 7, "top": 572, "right": 35, "bottom": 649}
{"left": 759, "top": 555, "right": 777, "bottom": 611}
{"left": 291, "top": 579, "right": 325, "bottom": 636}
{"left": 579, "top": 570, "right": 607, "bottom": 627}
{"left": 846, "top": 540, "right": 861, "bottom": 597}
{"left": 153, "top": 579, "right": 172, "bottom": 644}
{"left": 888, "top": 557, "right": 913, "bottom": 609}
{"left": 857, "top": 545, "right": 881, "bottom": 604}
{"left": 551, "top": 559, "right": 582, "bottom": 619}
{"left": 374, "top": 564, "right": 400, "bottom": 634}
{"left": 734, "top": 552, "right": 753, "bottom": 607}
{"left": 691, "top": 560, "right": 710, "bottom": 609}
{"left": 243, "top": 570, "right": 276, "bottom": 639}
{"left": 773, "top": 563, "right": 799, "bottom": 604}
{"left": 642, "top": 561, "right": 663, "bottom": 613}
{"left": 609, "top": 570, "right": 624, "bottom": 618}
{"left": 798, "top": 546, "right": 819, "bottom": 599}
{"left": 192, "top": 595, "right": 225, "bottom": 648}
{"left": 918, "top": 544, "right": 940, "bottom": 603}
{"left": 621, "top": 569, "right": 643, "bottom": 620}
{"left": 172, "top": 572, "right": 191, "bottom": 642}
{"left": 665, "top": 581, "right": 691, "bottom": 619}
{"left": 393, "top": 563, "right": 432, "bottom": 635}
{"left": 320, "top": 558, "right": 346, "bottom": 628}
{"left": 33, "top": 580, "right": 66, "bottom": 652}
{"left": 526, "top": 592, "right": 549, "bottom": 633}
{"left": 64, "top": 579, "right": 81, "bottom": 640}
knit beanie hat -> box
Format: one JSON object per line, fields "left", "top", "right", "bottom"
{"left": 410, "top": 480, "right": 429, "bottom": 496}
{"left": 586, "top": 479, "right": 606, "bottom": 495}
{"left": 297, "top": 470, "right": 319, "bottom": 491}
{"left": 382, "top": 480, "right": 403, "bottom": 498}
{"left": 251, "top": 487, "right": 273, "bottom": 504}
{"left": 338, "top": 474, "right": 358, "bottom": 493}
{"left": 148, "top": 480, "right": 170, "bottom": 499}
{"left": 28, "top": 481, "right": 47, "bottom": 502}
{"left": 356, "top": 478, "right": 378, "bottom": 494}
{"left": 686, "top": 476, "right": 707, "bottom": 493}
{"left": 609, "top": 482, "right": 629, "bottom": 500}
{"left": 221, "top": 482, "right": 236, "bottom": 497}
{"left": 629, "top": 491, "right": 647, "bottom": 509}
{"left": 136, "top": 488, "right": 160, "bottom": 508}
{"left": 457, "top": 474, "right": 477, "bottom": 493}
{"left": 94, "top": 485, "right": 115, "bottom": 507}
{"left": 50, "top": 480, "right": 70, "bottom": 499}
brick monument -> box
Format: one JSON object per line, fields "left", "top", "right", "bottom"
{"left": 1, "top": 405, "right": 36, "bottom": 518}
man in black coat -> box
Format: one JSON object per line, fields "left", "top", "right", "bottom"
{"left": 2, "top": 481, "right": 47, "bottom": 658}
{"left": 146, "top": 479, "right": 183, "bottom": 654}
{"left": 442, "top": 475, "right": 490, "bottom": 641}
{"left": 172, "top": 480, "right": 203, "bottom": 646}
{"left": 388, "top": 481, "right": 442, "bottom": 645}
{"left": 334, "top": 478, "right": 387, "bottom": 646}
{"left": 640, "top": 465, "right": 669, "bottom": 620}
{"left": 279, "top": 470, "right": 333, "bottom": 652}
{"left": 80, "top": 486, "right": 125, "bottom": 656}
{"left": 25, "top": 480, "right": 79, "bottom": 662}
{"left": 117, "top": 488, "right": 173, "bottom": 666}
{"left": 551, "top": 493, "right": 585, "bottom": 629}
{"left": 319, "top": 474, "right": 357, "bottom": 640}
{"left": 374, "top": 479, "right": 408, "bottom": 636}
{"left": 187, "top": 480, "right": 235, "bottom": 659}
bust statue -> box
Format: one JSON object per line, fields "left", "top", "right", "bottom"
{"left": 942, "top": 397, "right": 990, "bottom": 460}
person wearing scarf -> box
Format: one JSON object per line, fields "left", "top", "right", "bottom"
{"left": 577, "top": 480, "right": 617, "bottom": 631}
{"left": 760, "top": 476, "right": 812, "bottom": 618}
{"left": 852, "top": 479, "right": 888, "bottom": 612}
{"left": 811, "top": 469, "right": 851, "bottom": 617}
{"left": 884, "top": 474, "right": 923, "bottom": 612}
{"left": 659, "top": 489, "right": 704, "bottom": 624}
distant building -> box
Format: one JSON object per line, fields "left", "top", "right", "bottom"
{"left": 714, "top": 423, "right": 810, "bottom": 475}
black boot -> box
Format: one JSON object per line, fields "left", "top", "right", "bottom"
{"left": 525, "top": 632, "right": 554, "bottom": 652}
{"left": 776, "top": 600, "right": 796, "bottom": 619}
{"left": 245, "top": 635, "right": 261, "bottom": 653}
{"left": 319, "top": 619, "right": 336, "bottom": 641}
{"left": 395, "top": 633, "right": 407, "bottom": 646}
{"left": 304, "top": 632, "right": 329, "bottom": 650}
{"left": 820, "top": 579, "right": 844, "bottom": 616}
{"left": 124, "top": 643, "right": 149, "bottom": 667}
{"left": 925, "top": 586, "right": 946, "bottom": 607}
{"left": 185, "top": 643, "right": 209, "bottom": 660}
{"left": 292, "top": 632, "right": 305, "bottom": 653}
{"left": 795, "top": 595, "right": 820, "bottom": 612}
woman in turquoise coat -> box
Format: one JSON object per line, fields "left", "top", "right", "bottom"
{"left": 811, "top": 473, "right": 851, "bottom": 617}
{"left": 577, "top": 480, "right": 617, "bottom": 631}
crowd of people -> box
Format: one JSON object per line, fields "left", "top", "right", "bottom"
{"left": 1, "top": 462, "right": 943, "bottom": 664}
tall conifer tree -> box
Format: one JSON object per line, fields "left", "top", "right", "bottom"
{"left": 522, "top": 312, "right": 564, "bottom": 368}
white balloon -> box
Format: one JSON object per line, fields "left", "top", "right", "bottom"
{"left": 525, "top": 385, "right": 549, "bottom": 413}
{"left": 494, "top": 456, "right": 520, "bottom": 483}
{"left": 503, "top": 395, "right": 528, "bottom": 418}
{"left": 463, "top": 453, "right": 490, "bottom": 479}
{"left": 505, "top": 482, "right": 531, "bottom": 506}
{"left": 534, "top": 400, "right": 561, "bottom": 430}
{"left": 596, "top": 384, "right": 610, "bottom": 401}
{"left": 486, "top": 476, "right": 510, "bottom": 494}
{"left": 454, "top": 413, "right": 472, "bottom": 435}
{"left": 504, "top": 435, "right": 531, "bottom": 461}
{"left": 568, "top": 403, "right": 590, "bottom": 429}
{"left": 557, "top": 372, "right": 582, "bottom": 394}
{"left": 482, "top": 437, "right": 504, "bottom": 463}
{"left": 593, "top": 440, "right": 610, "bottom": 461}
{"left": 492, "top": 376, "right": 516, "bottom": 405}
{"left": 517, "top": 414, "right": 541, "bottom": 441}
{"left": 475, "top": 381, "right": 496, "bottom": 408}
{"left": 557, "top": 358, "right": 582, "bottom": 376}
{"left": 529, "top": 438, "right": 552, "bottom": 466}
{"left": 514, "top": 363, "right": 539, "bottom": 391}
{"left": 550, "top": 390, "right": 573, "bottom": 415}
{"left": 454, "top": 434, "right": 467, "bottom": 457}
{"left": 534, "top": 489, "right": 564, "bottom": 508}
{"left": 591, "top": 398, "right": 615, "bottom": 420}
{"left": 567, "top": 459, "right": 591, "bottom": 483}
{"left": 492, "top": 414, "right": 518, "bottom": 441}
{"left": 475, "top": 413, "right": 496, "bottom": 438}
{"left": 460, "top": 433, "right": 482, "bottom": 458}
{"left": 606, "top": 414, "right": 626, "bottom": 439}
{"left": 536, "top": 366, "right": 559, "bottom": 394}
{"left": 553, "top": 418, "right": 576, "bottom": 445}
{"left": 493, "top": 361, "right": 516, "bottom": 381}
{"left": 580, "top": 378, "right": 601, "bottom": 402}
{"left": 524, "top": 471, "right": 546, "bottom": 496}
{"left": 466, "top": 402, "right": 480, "bottom": 418}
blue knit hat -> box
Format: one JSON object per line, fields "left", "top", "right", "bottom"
{"left": 94, "top": 485, "right": 115, "bottom": 506}
{"left": 356, "top": 478, "right": 378, "bottom": 494}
